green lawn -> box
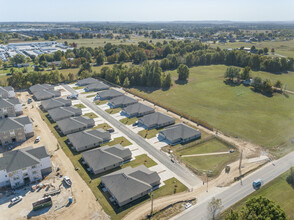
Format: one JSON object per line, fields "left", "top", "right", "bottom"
{"left": 92, "top": 123, "right": 112, "bottom": 131}
{"left": 73, "top": 86, "right": 84, "bottom": 90}
{"left": 95, "top": 100, "right": 108, "bottom": 105}
{"left": 74, "top": 103, "right": 86, "bottom": 109}
{"left": 103, "top": 136, "right": 132, "bottom": 147}
{"left": 120, "top": 117, "right": 138, "bottom": 125}
{"left": 138, "top": 129, "right": 160, "bottom": 139}
{"left": 83, "top": 112, "right": 98, "bottom": 118}
{"left": 223, "top": 168, "right": 294, "bottom": 220}
{"left": 86, "top": 94, "right": 96, "bottom": 98}
{"left": 105, "top": 108, "right": 122, "bottom": 114}
{"left": 178, "top": 138, "right": 231, "bottom": 155}
{"left": 129, "top": 65, "right": 294, "bottom": 157}
{"left": 38, "top": 109, "right": 187, "bottom": 220}
{"left": 122, "top": 154, "right": 157, "bottom": 168}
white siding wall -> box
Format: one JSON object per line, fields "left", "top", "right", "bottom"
{"left": 40, "top": 157, "right": 51, "bottom": 170}
{"left": 14, "top": 104, "right": 22, "bottom": 113}
{"left": 0, "top": 170, "right": 9, "bottom": 187}
{"left": 8, "top": 90, "right": 15, "bottom": 98}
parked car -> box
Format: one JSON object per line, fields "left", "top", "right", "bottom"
{"left": 184, "top": 203, "right": 192, "bottom": 209}
{"left": 171, "top": 158, "right": 175, "bottom": 163}
{"left": 106, "top": 128, "right": 115, "bottom": 133}
{"left": 10, "top": 196, "right": 22, "bottom": 205}
{"left": 35, "top": 136, "right": 40, "bottom": 143}
{"left": 229, "top": 149, "right": 235, "bottom": 153}
{"left": 253, "top": 179, "right": 262, "bottom": 189}
{"left": 63, "top": 176, "right": 72, "bottom": 186}
{"left": 28, "top": 98, "right": 32, "bottom": 104}
{"left": 132, "top": 122, "right": 138, "bottom": 126}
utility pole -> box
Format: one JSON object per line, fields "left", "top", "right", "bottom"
{"left": 150, "top": 191, "right": 154, "bottom": 217}
{"left": 206, "top": 173, "right": 208, "bottom": 192}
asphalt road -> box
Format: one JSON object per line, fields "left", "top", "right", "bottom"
{"left": 63, "top": 84, "right": 201, "bottom": 188}
{"left": 175, "top": 150, "right": 294, "bottom": 220}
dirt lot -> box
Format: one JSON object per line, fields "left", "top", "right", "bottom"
{"left": 0, "top": 92, "right": 108, "bottom": 220}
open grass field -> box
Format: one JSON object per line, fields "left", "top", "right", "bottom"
{"left": 38, "top": 109, "right": 187, "bottom": 220}
{"left": 176, "top": 138, "right": 239, "bottom": 175}
{"left": 222, "top": 168, "right": 294, "bottom": 220}
{"left": 210, "top": 39, "right": 294, "bottom": 58}
{"left": 129, "top": 65, "right": 294, "bottom": 156}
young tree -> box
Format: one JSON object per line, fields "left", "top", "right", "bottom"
{"left": 122, "top": 77, "right": 130, "bottom": 87}
{"left": 225, "top": 67, "right": 240, "bottom": 81}
{"left": 252, "top": 77, "right": 262, "bottom": 91}
{"left": 96, "top": 53, "right": 105, "bottom": 66}
{"left": 207, "top": 197, "right": 223, "bottom": 220}
{"left": 274, "top": 80, "right": 282, "bottom": 89}
{"left": 162, "top": 73, "right": 172, "bottom": 88}
{"left": 177, "top": 64, "right": 189, "bottom": 81}
{"left": 240, "top": 66, "right": 250, "bottom": 80}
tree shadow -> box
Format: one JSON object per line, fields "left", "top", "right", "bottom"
{"left": 223, "top": 79, "right": 241, "bottom": 87}
{"left": 175, "top": 79, "right": 188, "bottom": 85}
{"left": 250, "top": 88, "right": 273, "bottom": 97}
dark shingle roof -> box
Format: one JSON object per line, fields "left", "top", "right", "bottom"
{"left": 96, "top": 89, "right": 124, "bottom": 100}
{"left": 33, "top": 89, "right": 61, "bottom": 101}
{"left": 101, "top": 165, "right": 160, "bottom": 205}
{"left": 29, "top": 84, "right": 54, "bottom": 93}
{"left": 0, "top": 146, "right": 49, "bottom": 172}
{"left": 82, "top": 144, "right": 131, "bottom": 172}
{"left": 56, "top": 116, "right": 94, "bottom": 134}
{"left": 76, "top": 78, "right": 99, "bottom": 86}
{"left": 41, "top": 98, "right": 71, "bottom": 111}
{"left": 0, "top": 98, "right": 20, "bottom": 108}
{"left": 109, "top": 95, "right": 138, "bottom": 107}
{"left": 67, "top": 129, "right": 111, "bottom": 151}
{"left": 159, "top": 123, "right": 201, "bottom": 143}
{"left": 0, "top": 116, "right": 31, "bottom": 132}
{"left": 48, "top": 106, "right": 82, "bottom": 122}
{"left": 85, "top": 82, "right": 110, "bottom": 91}
{"left": 139, "top": 112, "right": 175, "bottom": 128}
{"left": 122, "top": 103, "right": 154, "bottom": 116}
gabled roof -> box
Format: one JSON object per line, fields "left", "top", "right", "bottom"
{"left": 0, "top": 87, "right": 13, "bottom": 97}
{"left": 67, "top": 128, "right": 111, "bottom": 151}
{"left": 56, "top": 116, "right": 94, "bottom": 134}
{"left": 97, "top": 89, "right": 124, "bottom": 100}
{"left": 122, "top": 103, "right": 154, "bottom": 116}
{"left": 159, "top": 123, "right": 201, "bottom": 142}
{"left": 109, "top": 95, "right": 138, "bottom": 107}
{"left": 0, "top": 116, "right": 31, "bottom": 132}
{"left": 76, "top": 77, "right": 99, "bottom": 86}
{"left": 139, "top": 112, "right": 175, "bottom": 128}
{"left": 33, "top": 89, "right": 61, "bottom": 101}
{"left": 0, "top": 146, "right": 49, "bottom": 172}
{"left": 82, "top": 144, "right": 131, "bottom": 171}
{"left": 0, "top": 98, "right": 20, "bottom": 108}
{"left": 85, "top": 82, "right": 110, "bottom": 91}
{"left": 101, "top": 165, "right": 160, "bottom": 205}
{"left": 29, "top": 84, "right": 54, "bottom": 93}
{"left": 48, "top": 106, "right": 82, "bottom": 121}
{"left": 41, "top": 98, "right": 71, "bottom": 111}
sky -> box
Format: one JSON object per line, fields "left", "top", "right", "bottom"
{"left": 1, "top": 0, "right": 294, "bottom": 22}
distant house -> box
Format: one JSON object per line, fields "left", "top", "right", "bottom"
{"left": 0, "top": 98, "right": 22, "bottom": 118}
{"left": 81, "top": 144, "right": 132, "bottom": 174}
{"left": 138, "top": 112, "right": 175, "bottom": 130}
{"left": 243, "top": 78, "right": 253, "bottom": 86}
{"left": 56, "top": 116, "right": 95, "bottom": 135}
{"left": 158, "top": 123, "right": 201, "bottom": 145}
{"left": 41, "top": 98, "right": 72, "bottom": 111}
{"left": 0, "top": 116, "right": 34, "bottom": 145}
{"left": 47, "top": 106, "right": 82, "bottom": 122}
{"left": 33, "top": 89, "right": 61, "bottom": 101}
{"left": 100, "top": 165, "right": 161, "bottom": 207}
{"left": 29, "top": 84, "right": 55, "bottom": 94}
{"left": 15, "top": 63, "right": 30, "bottom": 68}
{"left": 96, "top": 89, "right": 124, "bottom": 100}
{"left": 108, "top": 95, "right": 138, "bottom": 108}
{"left": 67, "top": 129, "right": 111, "bottom": 152}
{"left": 76, "top": 78, "right": 99, "bottom": 86}
{"left": 0, "top": 146, "right": 51, "bottom": 188}
{"left": 122, "top": 103, "right": 155, "bottom": 118}
{"left": 0, "top": 86, "right": 15, "bottom": 99}
{"left": 84, "top": 82, "right": 110, "bottom": 92}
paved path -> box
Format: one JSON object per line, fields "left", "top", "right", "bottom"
{"left": 62, "top": 84, "right": 202, "bottom": 188}
{"left": 173, "top": 150, "right": 294, "bottom": 220}
{"left": 181, "top": 152, "right": 230, "bottom": 157}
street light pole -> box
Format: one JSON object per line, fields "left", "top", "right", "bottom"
{"left": 150, "top": 191, "right": 154, "bottom": 217}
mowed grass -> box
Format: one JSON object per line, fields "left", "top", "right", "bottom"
{"left": 122, "top": 154, "right": 157, "bottom": 168}
{"left": 138, "top": 129, "right": 160, "bottom": 139}
{"left": 129, "top": 65, "right": 294, "bottom": 156}
{"left": 83, "top": 112, "right": 98, "bottom": 118}
{"left": 92, "top": 122, "right": 112, "bottom": 131}
{"left": 119, "top": 117, "right": 138, "bottom": 125}
{"left": 74, "top": 103, "right": 86, "bottom": 109}
{"left": 178, "top": 138, "right": 231, "bottom": 155}
{"left": 177, "top": 138, "right": 239, "bottom": 175}
{"left": 223, "top": 168, "right": 294, "bottom": 220}
{"left": 95, "top": 100, "right": 108, "bottom": 105}
{"left": 106, "top": 108, "right": 122, "bottom": 114}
